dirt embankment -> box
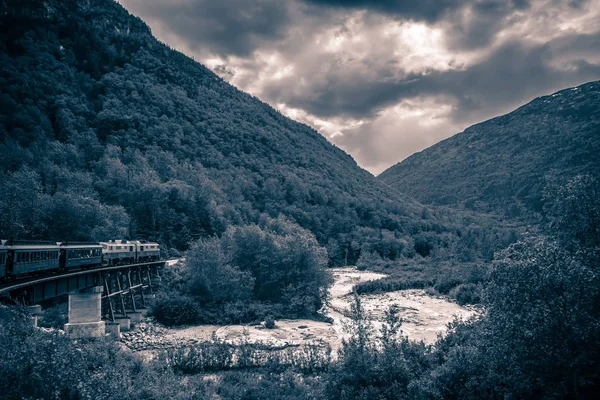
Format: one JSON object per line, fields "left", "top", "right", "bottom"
{"left": 122, "top": 267, "right": 474, "bottom": 352}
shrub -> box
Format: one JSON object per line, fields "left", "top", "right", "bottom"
{"left": 169, "top": 340, "right": 234, "bottom": 374}
{"left": 38, "top": 302, "right": 68, "bottom": 329}
{"left": 265, "top": 316, "right": 276, "bottom": 329}
{"left": 449, "top": 283, "right": 481, "bottom": 305}
{"left": 434, "top": 276, "right": 462, "bottom": 294}
{"left": 149, "top": 293, "right": 201, "bottom": 326}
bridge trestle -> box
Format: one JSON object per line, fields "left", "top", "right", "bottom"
{"left": 0, "top": 261, "right": 165, "bottom": 338}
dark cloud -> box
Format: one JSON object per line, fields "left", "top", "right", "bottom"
{"left": 121, "top": 0, "right": 292, "bottom": 57}
{"left": 261, "top": 32, "right": 600, "bottom": 123}
{"left": 305, "top": 0, "right": 533, "bottom": 50}
{"left": 444, "top": 1, "right": 530, "bottom": 50}
{"left": 303, "top": 0, "right": 468, "bottom": 22}
{"left": 422, "top": 33, "right": 600, "bottom": 123}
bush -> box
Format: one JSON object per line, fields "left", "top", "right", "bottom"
{"left": 265, "top": 316, "right": 276, "bottom": 329}
{"left": 38, "top": 302, "right": 68, "bottom": 329}
{"left": 449, "top": 283, "right": 481, "bottom": 305}
{"left": 149, "top": 293, "right": 201, "bottom": 326}
{"left": 433, "top": 275, "right": 462, "bottom": 294}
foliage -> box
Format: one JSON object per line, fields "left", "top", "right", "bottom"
{"left": 37, "top": 302, "right": 68, "bottom": 329}
{"left": 336, "top": 176, "right": 600, "bottom": 399}
{"left": 186, "top": 237, "right": 255, "bottom": 303}
{"left": 214, "top": 371, "right": 324, "bottom": 400}
{"left": 355, "top": 260, "right": 487, "bottom": 305}
{"left": 149, "top": 292, "right": 202, "bottom": 326}
{"left": 4, "top": 175, "right": 600, "bottom": 399}
{"left": 325, "top": 294, "right": 432, "bottom": 400}
{"left": 544, "top": 174, "right": 600, "bottom": 264}
{"left": 0, "top": 305, "right": 208, "bottom": 400}
{"left": 448, "top": 283, "right": 480, "bottom": 305}
{"left": 265, "top": 315, "right": 276, "bottom": 329}
{"left": 167, "top": 338, "right": 331, "bottom": 376}
{"left": 152, "top": 217, "right": 331, "bottom": 325}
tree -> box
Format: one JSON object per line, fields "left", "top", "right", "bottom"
{"left": 544, "top": 174, "right": 600, "bottom": 264}
{"left": 186, "top": 237, "right": 254, "bottom": 303}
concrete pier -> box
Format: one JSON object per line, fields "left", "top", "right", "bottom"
{"left": 126, "top": 311, "right": 142, "bottom": 325}
{"left": 26, "top": 305, "right": 42, "bottom": 327}
{"left": 105, "top": 321, "right": 121, "bottom": 339}
{"left": 64, "top": 286, "right": 105, "bottom": 338}
{"left": 114, "top": 315, "right": 131, "bottom": 331}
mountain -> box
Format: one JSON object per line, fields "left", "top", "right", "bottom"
{"left": 379, "top": 81, "right": 600, "bottom": 218}
{"left": 0, "top": 0, "right": 455, "bottom": 264}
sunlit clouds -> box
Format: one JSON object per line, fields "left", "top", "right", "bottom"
{"left": 120, "top": 0, "right": 600, "bottom": 174}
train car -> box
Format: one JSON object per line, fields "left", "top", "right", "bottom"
{"left": 0, "top": 241, "right": 8, "bottom": 279}
{"left": 3, "top": 240, "right": 61, "bottom": 278}
{"left": 59, "top": 242, "right": 103, "bottom": 270}
{"left": 135, "top": 241, "right": 160, "bottom": 262}
{"left": 100, "top": 240, "right": 137, "bottom": 266}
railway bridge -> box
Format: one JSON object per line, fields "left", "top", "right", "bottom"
{"left": 0, "top": 260, "right": 167, "bottom": 338}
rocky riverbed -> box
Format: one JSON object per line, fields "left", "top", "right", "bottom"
{"left": 121, "top": 267, "right": 475, "bottom": 352}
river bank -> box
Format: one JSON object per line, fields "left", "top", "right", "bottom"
{"left": 122, "top": 267, "right": 474, "bottom": 352}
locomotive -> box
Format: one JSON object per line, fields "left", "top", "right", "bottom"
{"left": 0, "top": 239, "right": 160, "bottom": 280}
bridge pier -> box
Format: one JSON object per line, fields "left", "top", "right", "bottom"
{"left": 114, "top": 315, "right": 131, "bottom": 331}
{"left": 26, "top": 305, "right": 42, "bottom": 327}
{"left": 64, "top": 286, "right": 105, "bottom": 338}
{"left": 126, "top": 311, "right": 142, "bottom": 325}
{"left": 105, "top": 321, "right": 121, "bottom": 339}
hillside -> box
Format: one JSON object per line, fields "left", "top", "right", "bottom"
{"left": 0, "top": 0, "right": 454, "bottom": 263}
{"left": 379, "top": 81, "right": 600, "bottom": 218}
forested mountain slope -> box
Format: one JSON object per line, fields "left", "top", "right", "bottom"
{"left": 379, "top": 81, "right": 600, "bottom": 218}
{"left": 0, "top": 0, "right": 459, "bottom": 263}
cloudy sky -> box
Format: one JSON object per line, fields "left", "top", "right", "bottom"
{"left": 120, "top": 0, "right": 600, "bottom": 174}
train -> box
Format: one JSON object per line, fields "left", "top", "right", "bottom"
{"left": 0, "top": 239, "right": 160, "bottom": 281}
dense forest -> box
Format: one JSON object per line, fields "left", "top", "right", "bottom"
{"left": 379, "top": 81, "right": 600, "bottom": 219}
{"left": 0, "top": 0, "right": 508, "bottom": 266}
